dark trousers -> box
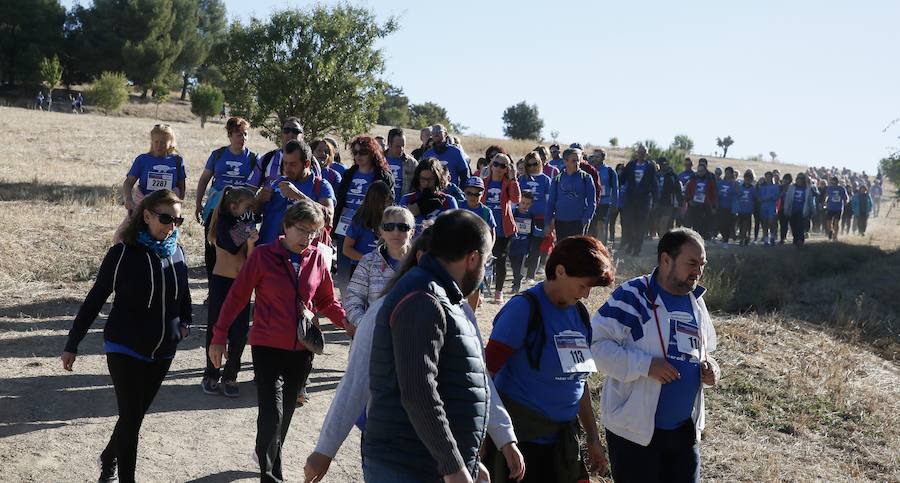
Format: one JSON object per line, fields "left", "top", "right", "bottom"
{"left": 203, "top": 216, "right": 216, "bottom": 283}
{"left": 623, "top": 203, "right": 650, "bottom": 255}
{"left": 509, "top": 252, "right": 526, "bottom": 290}
{"left": 779, "top": 213, "right": 790, "bottom": 242}
{"left": 687, "top": 204, "right": 712, "bottom": 240}
{"left": 493, "top": 236, "right": 511, "bottom": 293}
{"left": 101, "top": 353, "right": 172, "bottom": 483}
{"left": 524, "top": 234, "right": 545, "bottom": 280}
{"left": 205, "top": 274, "right": 251, "bottom": 381}
{"left": 555, "top": 220, "right": 586, "bottom": 241}
{"left": 718, "top": 211, "right": 735, "bottom": 243}
{"left": 606, "top": 424, "right": 700, "bottom": 483}
{"left": 499, "top": 440, "right": 587, "bottom": 483}
{"left": 753, "top": 205, "right": 761, "bottom": 239}
{"left": 858, "top": 215, "right": 869, "bottom": 235}
{"left": 253, "top": 346, "right": 314, "bottom": 483}
{"left": 609, "top": 207, "right": 621, "bottom": 243}
{"left": 589, "top": 204, "right": 611, "bottom": 244}
{"left": 789, "top": 213, "right": 807, "bottom": 246}
{"left": 841, "top": 210, "right": 854, "bottom": 234}
{"left": 736, "top": 213, "right": 752, "bottom": 245}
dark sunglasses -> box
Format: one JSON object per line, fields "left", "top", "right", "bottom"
{"left": 352, "top": 149, "right": 370, "bottom": 156}
{"left": 526, "top": 162, "right": 539, "bottom": 168}
{"left": 492, "top": 162, "right": 508, "bottom": 169}
{"left": 282, "top": 127, "right": 302, "bottom": 135}
{"left": 149, "top": 209, "right": 184, "bottom": 227}
{"left": 381, "top": 222, "right": 411, "bottom": 232}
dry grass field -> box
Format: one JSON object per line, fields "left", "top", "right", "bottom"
{"left": 1, "top": 103, "right": 898, "bottom": 482}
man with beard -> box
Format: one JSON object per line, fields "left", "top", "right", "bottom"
{"left": 422, "top": 124, "right": 472, "bottom": 186}
{"left": 591, "top": 228, "right": 720, "bottom": 483}
{"left": 365, "top": 210, "right": 493, "bottom": 483}
{"left": 247, "top": 117, "right": 321, "bottom": 189}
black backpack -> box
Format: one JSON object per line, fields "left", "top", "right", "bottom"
{"left": 517, "top": 291, "right": 592, "bottom": 370}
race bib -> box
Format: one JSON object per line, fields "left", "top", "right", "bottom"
{"left": 555, "top": 330, "right": 597, "bottom": 374}
{"left": 674, "top": 320, "right": 701, "bottom": 361}
{"left": 693, "top": 191, "right": 706, "bottom": 203}
{"left": 335, "top": 208, "right": 355, "bottom": 237}
{"left": 147, "top": 171, "right": 174, "bottom": 191}
{"left": 634, "top": 169, "right": 644, "bottom": 184}
{"left": 830, "top": 193, "right": 841, "bottom": 203}
{"left": 515, "top": 218, "right": 532, "bottom": 234}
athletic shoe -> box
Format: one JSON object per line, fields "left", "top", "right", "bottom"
{"left": 494, "top": 292, "right": 504, "bottom": 304}
{"left": 511, "top": 284, "right": 521, "bottom": 294}
{"left": 97, "top": 456, "right": 117, "bottom": 482}
{"left": 201, "top": 377, "right": 220, "bottom": 395}
{"left": 222, "top": 379, "right": 239, "bottom": 398}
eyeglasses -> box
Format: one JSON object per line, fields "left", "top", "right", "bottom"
{"left": 282, "top": 127, "right": 302, "bottom": 135}
{"left": 492, "top": 162, "right": 508, "bottom": 169}
{"left": 149, "top": 209, "right": 184, "bottom": 227}
{"left": 290, "top": 225, "right": 320, "bottom": 239}
{"left": 352, "top": 149, "right": 369, "bottom": 156}
{"left": 154, "top": 123, "right": 170, "bottom": 128}
{"left": 381, "top": 222, "right": 412, "bottom": 232}
{"left": 464, "top": 191, "right": 482, "bottom": 197}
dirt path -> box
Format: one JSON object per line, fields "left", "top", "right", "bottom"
{"left": 0, "top": 286, "right": 363, "bottom": 482}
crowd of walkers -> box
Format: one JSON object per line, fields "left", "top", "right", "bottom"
{"left": 61, "top": 118, "right": 883, "bottom": 482}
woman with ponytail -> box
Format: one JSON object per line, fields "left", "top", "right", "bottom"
{"left": 202, "top": 185, "right": 258, "bottom": 397}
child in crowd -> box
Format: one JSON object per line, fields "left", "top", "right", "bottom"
{"left": 461, "top": 176, "right": 497, "bottom": 308}
{"left": 509, "top": 191, "right": 535, "bottom": 293}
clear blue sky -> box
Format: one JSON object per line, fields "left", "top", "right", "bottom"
{"left": 64, "top": 0, "right": 900, "bottom": 172}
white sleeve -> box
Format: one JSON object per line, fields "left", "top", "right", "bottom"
{"left": 313, "top": 299, "right": 380, "bottom": 457}
{"left": 590, "top": 310, "right": 653, "bottom": 383}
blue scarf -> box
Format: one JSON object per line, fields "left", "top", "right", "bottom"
{"left": 137, "top": 229, "right": 179, "bottom": 259}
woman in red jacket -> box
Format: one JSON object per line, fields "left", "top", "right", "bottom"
{"left": 209, "top": 198, "right": 348, "bottom": 483}
{"left": 483, "top": 153, "right": 521, "bottom": 304}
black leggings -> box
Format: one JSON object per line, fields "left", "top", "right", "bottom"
{"left": 101, "top": 353, "right": 172, "bottom": 483}
{"left": 203, "top": 215, "right": 216, "bottom": 283}
{"left": 493, "top": 236, "right": 511, "bottom": 293}
{"left": 253, "top": 346, "right": 314, "bottom": 483}
{"left": 205, "top": 275, "right": 251, "bottom": 381}
{"left": 524, "top": 219, "right": 546, "bottom": 279}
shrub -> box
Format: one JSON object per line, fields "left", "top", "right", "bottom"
{"left": 190, "top": 83, "right": 223, "bottom": 128}
{"left": 87, "top": 72, "right": 129, "bottom": 114}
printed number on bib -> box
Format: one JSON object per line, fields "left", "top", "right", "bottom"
{"left": 554, "top": 330, "right": 597, "bottom": 373}
{"left": 674, "top": 320, "right": 701, "bottom": 361}
{"left": 515, "top": 218, "right": 532, "bottom": 235}
{"left": 693, "top": 191, "right": 706, "bottom": 203}
{"left": 335, "top": 209, "right": 355, "bottom": 237}
{"left": 148, "top": 172, "right": 174, "bottom": 191}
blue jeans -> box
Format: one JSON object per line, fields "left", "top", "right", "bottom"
{"left": 363, "top": 458, "right": 441, "bottom": 483}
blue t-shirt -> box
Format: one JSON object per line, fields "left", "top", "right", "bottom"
{"left": 485, "top": 180, "right": 505, "bottom": 237}
{"left": 491, "top": 282, "right": 592, "bottom": 441}
{"left": 258, "top": 175, "right": 335, "bottom": 244}
{"left": 386, "top": 155, "right": 406, "bottom": 201}
{"left": 323, "top": 167, "right": 342, "bottom": 191}
{"left": 548, "top": 170, "right": 596, "bottom": 224}
{"left": 204, "top": 147, "right": 256, "bottom": 191}
{"left": 656, "top": 172, "right": 666, "bottom": 193}
{"left": 654, "top": 281, "right": 702, "bottom": 430}
{"left": 346, "top": 222, "right": 378, "bottom": 262}
{"left": 717, "top": 180, "right": 736, "bottom": 210}
{"left": 105, "top": 341, "right": 174, "bottom": 362}
{"left": 400, "top": 191, "right": 460, "bottom": 234}
{"left": 464, "top": 203, "right": 497, "bottom": 230}
{"left": 678, "top": 170, "right": 694, "bottom": 188}
{"left": 758, "top": 183, "right": 780, "bottom": 207}
{"left": 633, "top": 163, "right": 647, "bottom": 185}
{"left": 127, "top": 153, "right": 187, "bottom": 195}
{"left": 330, "top": 162, "right": 347, "bottom": 175}
{"left": 549, "top": 158, "right": 565, "bottom": 173}
{"left": 422, "top": 144, "right": 470, "bottom": 186}
{"left": 509, "top": 211, "right": 533, "bottom": 257}
{"left": 734, "top": 183, "right": 756, "bottom": 214}
{"left": 518, "top": 174, "right": 551, "bottom": 219}
{"left": 337, "top": 170, "right": 376, "bottom": 236}
{"left": 692, "top": 179, "right": 709, "bottom": 204}
{"left": 825, "top": 186, "right": 848, "bottom": 212}
{"left": 792, "top": 187, "right": 807, "bottom": 216}
{"left": 617, "top": 183, "right": 628, "bottom": 209}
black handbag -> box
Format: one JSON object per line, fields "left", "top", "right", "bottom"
{"left": 284, "top": 257, "right": 325, "bottom": 355}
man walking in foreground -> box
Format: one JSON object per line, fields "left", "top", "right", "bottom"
{"left": 365, "top": 210, "right": 493, "bottom": 482}
{"left": 591, "top": 228, "right": 721, "bottom": 482}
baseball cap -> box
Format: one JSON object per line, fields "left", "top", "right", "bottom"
{"left": 569, "top": 142, "right": 584, "bottom": 151}
{"left": 464, "top": 176, "right": 485, "bottom": 190}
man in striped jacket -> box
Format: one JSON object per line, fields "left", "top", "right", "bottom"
{"left": 591, "top": 228, "right": 721, "bottom": 483}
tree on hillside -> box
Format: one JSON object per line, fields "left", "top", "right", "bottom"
{"left": 716, "top": 136, "right": 735, "bottom": 157}
{"left": 770, "top": 151, "right": 777, "bottom": 161}
{"left": 88, "top": 72, "right": 129, "bottom": 114}
{"left": 0, "top": 0, "right": 65, "bottom": 86}
{"left": 672, "top": 134, "right": 694, "bottom": 152}
{"left": 121, "top": 0, "right": 184, "bottom": 99}
{"left": 502, "top": 101, "right": 544, "bottom": 140}
{"left": 377, "top": 84, "right": 410, "bottom": 127}
{"left": 173, "top": 0, "right": 227, "bottom": 100}
{"left": 409, "top": 102, "right": 451, "bottom": 130}
{"left": 39, "top": 56, "right": 63, "bottom": 99}
{"left": 190, "top": 83, "right": 223, "bottom": 127}
{"left": 609, "top": 136, "right": 619, "bottom": 147}
{"left": 211, "top": 5, "right": 396, "bottom": 141}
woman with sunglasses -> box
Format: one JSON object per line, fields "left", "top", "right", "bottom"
{"left": 400, "top": 157, "right": 459, "bottom": 232}
{"left": 209, "top": 198, "right": 348, "bottom": 482}
{"left": 518, "top": 151, "right": 552, "bottom": 281}
{"left": 62, "top": 189, "right": 191, "bottom": 483}
{"left": 114, "top": 124, "right": 186, "bottom": 243}
{"left": 483, "top": 153, "right": 522, "bottom": 304}
{"left": 343, "top": 206, "right": 415, "bottom": 331}
{"left": 333, "top": 136, "right": 395, "bottom": 288}
{"left": 195, "top": 116, "right": 259, "bottom": 282}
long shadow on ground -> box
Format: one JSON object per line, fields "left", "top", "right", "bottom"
{"left": 0, "top": 180, "right": 117, "bottom": 205}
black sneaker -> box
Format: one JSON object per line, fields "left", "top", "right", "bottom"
{"left": 98, "top": 456, "right": 117, "bottom": 482}
{"left": 201, "top": 376, "right": 220, "bottom": 395}
{"left": 222, "top": 379, "right": 239, "bottom": 398}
